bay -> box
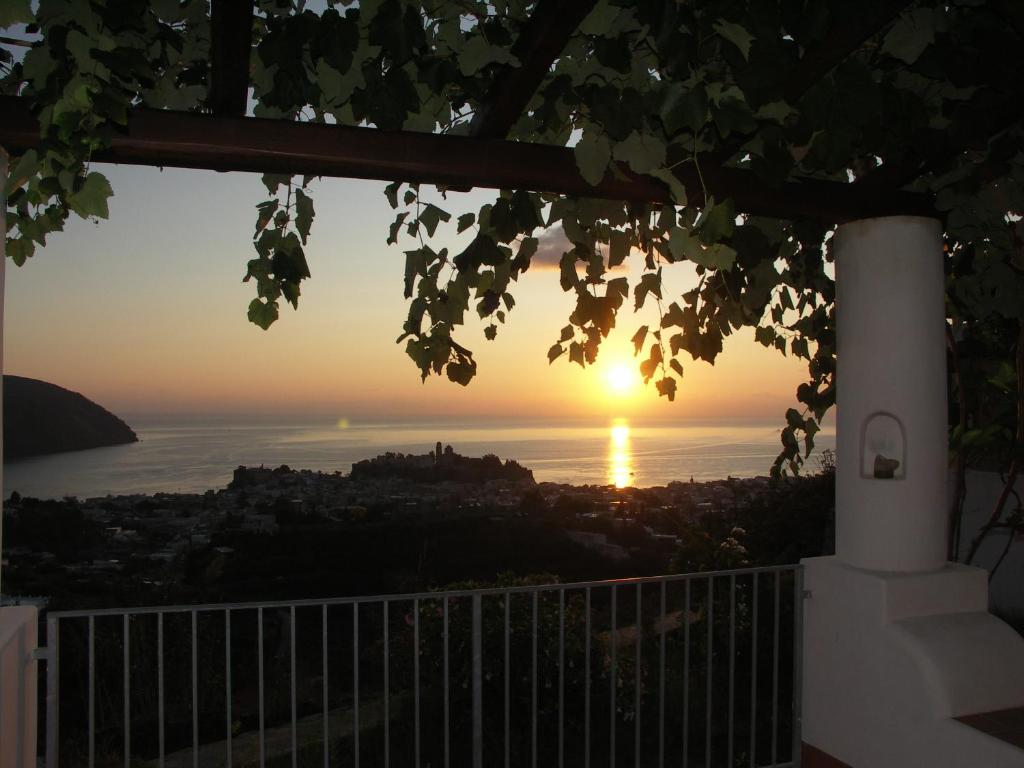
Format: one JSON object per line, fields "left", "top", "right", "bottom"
{"left": 3, "top": 416, "right": 835, "bottom": 499}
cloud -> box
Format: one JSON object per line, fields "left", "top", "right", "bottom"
{"left": 527, "top": 225, "right": 630, "bottom": 272}
{"left": 529, "top": 226, "right": 574, "bottom": 270}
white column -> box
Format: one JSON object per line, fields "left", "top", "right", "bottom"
{"left": 834, "top": 215, "right": 947, "bottom": 572}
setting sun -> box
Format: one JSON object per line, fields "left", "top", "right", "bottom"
{"left": 606, "top": 362, "right": 639, "bottom": 395}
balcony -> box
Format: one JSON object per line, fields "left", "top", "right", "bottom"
{"left": 4, "top": 567, "right": 802, "bottom": 768}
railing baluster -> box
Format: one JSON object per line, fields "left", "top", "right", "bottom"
{"left": 46, "top": 617, "right": 59, "bottom": 768}
{"left": 88, "top": 615, "right": 95, "bottom": 768}
{"left": 635, "top": 584, "right": 642, "bottom": 768}
{"left": 610, "top": 584, "right": 617, "bottom": 768}
{"left": 558, "top": 589, "right": 565, "bottom": 768}
{"left": 258, "top": 607, "right": 265, "bottom": 768}
{"left": 683, "top": 579, "right": 690, "bottom": 768}
{"left": 750, "top": 573, "right": 758, "bottom": 768}
{"left": 444, "top": 596, "right": 450, "bottom": 768}
{"left": 504, "top": 591, "right": 511, "bottom": 768}
{"left": 192, "top": 610, "right": 198, "bottom": 768}
{"left": 414, "top": 598, "right": 420, "bottom": 768}
{"left": 124, "top": 614, "right": 130, "bottom": 768}
{"left": 353, "top": 602, "right": 360, "bottom": 768}
{"left": 158, "top": 612, "right": 165, "bottom": 768}
{"left": 585, "top": 587, "right": 591, "bottom": 768}
{"left": 531, "top": 591, "right": 538, "bottom": 768}
{"left": 772, "top": 571, "right": 781, "bottom": 765}
{"left": 792, "top": 568, "right": 805, "bottom": 766}
{"left": 323, "top": 603, "right": 330, "bottom": 768}
{"left": 658, "top": 580, "right": 666, "bottom": 768}
{"left": 225, "top": 610, "right": 232, "bottom": 768}
{"left": 37, "top": 564, "right": 802, "bottom": 768}
{"left": 705, "top": 578, "right": 714, "bottom": 768}
{"left": 728, "top": 575, "right": 736, "bottom": 768}
{"left": 472, "top": 594, "right": 483, "bottom": 768}
{"left": 291, "top": 605, "right": 298, "bottom": 768}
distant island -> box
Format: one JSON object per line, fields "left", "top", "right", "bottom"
{"left": 3, "top": 375, "right": 138, "bottom": 462}
{"left": 350, "top": 441, "right": 535, "bottom": 484}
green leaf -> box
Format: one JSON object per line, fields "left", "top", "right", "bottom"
{"left": 0, "top": 0, "right": 33, "bottom": 27}
{"left": 634, "top": 270, "right": 662, "bottom": 310}
{"left": 659, "top": 83, "right": 708, "bottom": 135}
{"left": 66, "top": 172, "right": 113, "bottom": 220}
{"left": 574, "top": 131, "right": 612, "bottom": 186}
{"left": 388, "top": 212, "right": 409, "bottom": 245}
{"left": 606, "top": 276, "right": 629, "bottom": 300}
{"left": 647, "top": 168, "right": 688, "bottom": 205}
{"left": 446, "top": 358, "right": 477, "bottom": 385}
{"left": 608, "top": 229, "right": 630, "bottom": 267}
{"left": 295, "top": 188, "right": 315, "bottom": 244}
{"left": 254, "top": 200, "right": 279, "bottom": 237}
{"left": 656, "top": 376, "right": 677, "bottom": 400}
{"left": 785, "top": 408, "right": 803, "bottom": 429}
{"left": 457, "top": 213, "right": 476, "bottom": 233}
{"left": 579, "top": 1, "right": 620, "bottom": 36}
{"left": 458, "top": 35, "right": 519, "bottom": 76}
{"left": 689, "top": 243, "right": 738, "bottom": 271}
{"left": 7, "top": 236, "right": 35, "bottom": 265}
{"left": 754, "top": 101, "right": 795, "bottom": 124}
{"left": 631, "top": 325, "right": 648, "bottom": 355}
{"left": 754, "top": 326, "right": 775, "bottom": 347}
{"left": 613, "top": 131, "right": 666, "bottom": 175}
{"left": 668, "top": 227, "right": 698, "bottom": 262}
{"left": 262, "top": 174, "right": 290, "bottom": 195}
{"left": 484, "top": 324, "right": 497, "bottom": 340}
{"left": 882, "top": 8, "right": 935, "bottom": 65}
{"left": 547, "top": 343, "right": 564, "bottom": 363}
{"left": 419, "top": 203, "right": 451, "bottom": 237}
{"left": 4, "top": 150, "right": 39, "bottom": 195}
{"left": 384, "top": 181, "right": 401, "bottom": 209}
{"left": 568, "top": 341, "right": 585, "bottom": 366}
{"left": 697, "top": 198, "right": 735, "bottom": 244}
{"left": 404, "top": 247, "right": 427, "bottom": 297}
{"left": 713, "top": 19, "right": 755, "bottom": 61}
{"left": 248, "top": 298, "right": 279, "bottom": 330}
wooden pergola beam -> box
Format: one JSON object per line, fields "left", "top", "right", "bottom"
{"left": 207, "top": 0, "right": 253, "bottom": 117}
{"left": 781, "top": 1, "right": 915, "bottom": 105}
{"left": 0, "top": 96, "right": 934, "bottom": 223}
{"left": 468, "top": 0, "right": 596, "bottom": 140}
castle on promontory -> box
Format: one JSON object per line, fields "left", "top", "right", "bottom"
{"left": 349, "top": 443, "right": 534, "bottom": 484}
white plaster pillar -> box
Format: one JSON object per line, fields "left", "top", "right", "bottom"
{"left": 834, "top": 215, "right": 948, "bottom": 572}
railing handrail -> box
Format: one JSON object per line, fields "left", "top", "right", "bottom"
{"left": 46, "top": 562, "right": 801, "bottom": 619}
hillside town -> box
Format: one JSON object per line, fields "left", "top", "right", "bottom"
{"left": 0, "top": 445, "right": 788, "bottom": 610}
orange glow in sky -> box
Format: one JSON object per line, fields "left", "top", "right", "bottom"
{"left": 4, "top": 165, "right": 816, "bottom": 423}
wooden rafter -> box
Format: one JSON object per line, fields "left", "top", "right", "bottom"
{"left": 0, "top": 96, "right": 934, "bottom": 223}
{"left": 468, "top": 0, "right": 596, "bottom": 140}
{"left": 781, "top": 1, "right": 915, "bottom": 105}
{"left": 207, "top": 0, "right": 253, "bottom": 117}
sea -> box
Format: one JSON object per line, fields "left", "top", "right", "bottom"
{"left": 2, "top": 417, "right": 836, "bottom": 500}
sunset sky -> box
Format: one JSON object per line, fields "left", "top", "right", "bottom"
{"left": 5, "top": 163, "right": 814, "bottom": 424}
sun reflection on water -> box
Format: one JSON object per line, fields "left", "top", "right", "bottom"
{"left": 608, "top": 421, "right": 633, "bottom": 488}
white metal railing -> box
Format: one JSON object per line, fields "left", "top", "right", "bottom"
{"left": 38, "top": 565, "right": 803, "bottom": 767}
